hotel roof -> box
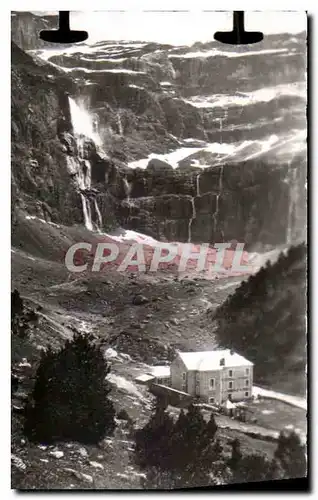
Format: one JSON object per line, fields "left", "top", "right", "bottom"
{"left": 177, "top": 349, "right": 253, "bottom": 371}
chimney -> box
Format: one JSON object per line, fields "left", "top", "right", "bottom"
{"left": 230, "top": 348, "right": 234, "bottom": 356}
{"left": 220, "top": 357, "right": 225, "bottom": 366}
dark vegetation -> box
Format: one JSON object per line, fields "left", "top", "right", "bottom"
{"left": 24, "top": 332, "right": 116, "bottom": 444}
{"left": 134, "top": 402, "right": 307, "bottom": 488}
{"left": 11, "top": 289, "right": 38, "bottom": 339}
{"left": 213, "top": 243, "right": 307, "bottom": 394}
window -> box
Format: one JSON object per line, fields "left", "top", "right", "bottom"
{"left": 209, "top": 397, "right": 215, "bottom": 404}
{"left": 229, "top": 369, "right": 233, "bottom": 377}
{"left": 245, "top": 368, "right": 249, "bottom": 375}
{"left": 210, "top": 378, "right": 215, "bottom": 389}
{"left": 245, "top": 392, "right": 249, "bottom": 397}
{"left": 228, "top": 381, "right": 233, "bottom": 389}
{"left": 245, "top": 379, "right": 249, "bottom": 386}
{"left": 182, "top": 372, "right": 186, "bottom": 381}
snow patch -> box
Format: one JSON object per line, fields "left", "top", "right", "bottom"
{"left": 169, "top": 47, "right": 289, "bottom": 60}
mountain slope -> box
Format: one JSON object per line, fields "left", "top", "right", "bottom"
{"left": 212, "top": 243, "right": 307, "bottom": 396}
{"left": 11, "top": 29, "right": 306, "bottom": 247}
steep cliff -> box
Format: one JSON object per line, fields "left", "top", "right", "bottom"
{"left": 11, "top": 13, "right": 307, "bottom": 249}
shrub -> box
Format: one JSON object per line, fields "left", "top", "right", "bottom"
{"left": 135, "top": 403, "right": 220, "bottom": 488}
{"left": 274, "top": 429, "right": 307, "bottom": 479}
{"left": 135, "top": 405, "right": 175, "bottom": 470}
{"left": 11, "top": 289, "right": 38, "bottom": 340}
{"left": 24, "top": 332, "right": 115, "bottom": 444}
{"left": 117, "top": 409, "right": 133, "bottom": 423}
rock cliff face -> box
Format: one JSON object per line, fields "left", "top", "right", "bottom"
{"left": 11, "top": 11, "right": 59, "bottom": 50}
{"left": 11, "top": 13, "right": 307, "bottom": 249}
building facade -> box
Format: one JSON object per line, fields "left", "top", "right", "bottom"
{"left": 170, "top": 349, "right": 253, "bottom": 404}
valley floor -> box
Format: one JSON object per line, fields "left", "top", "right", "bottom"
{"left": 11, "top": 222, "right": 307, "bottom": 490}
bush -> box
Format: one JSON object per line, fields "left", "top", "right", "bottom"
{"left": 11, "top": 289, "right": 38, "bottom": 339}
{"left": 274, "top": 429, "right": 307, "bottom": 479}
{"left": 117, "top": 409, "right": 133, "bottom": 423}
{"left": 135, "top": 403, "right": 220, "bottom": 488}
{"left": 24, "top": 332, "right": 116, "bottom": 444}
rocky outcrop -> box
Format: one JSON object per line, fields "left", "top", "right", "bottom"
{"left": 115, "top": 157, "right": 305, "bottom": 246}
{"left": 11, "top": 11, "right": 60, "bottom": 51}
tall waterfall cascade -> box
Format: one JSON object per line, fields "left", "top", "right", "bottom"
{"left": 67, "top": 96, "right": 103, "bottom": 231}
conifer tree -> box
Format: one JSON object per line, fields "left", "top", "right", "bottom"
{"left": 135, "top": 404, "right": 175, "bottom": 470}
{"left": 24, "top": 332, "right": 115, "bottom": 444}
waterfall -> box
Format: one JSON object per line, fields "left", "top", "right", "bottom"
{"left": 117, "top": 113, "right": 124, "bottom": 136}
{"left": 80, "top": 194, "right": 93, "bottom": 231}
{"left": 68, "top": 96, "right": 105, "bottom": 232}
{"left": 196, "top": 174, "right": 201, "bottom": 197}
{"left": 123, "top": 177, "right": 131, "bottom": 204}
{"left": 212, "top": 166, "right": 224, "bottom": 236}
{"left": 219, "top": 165, "right": 224, "bottom": 192}
{"left": 68, "top": 97, "right": 101, "bottom": 146}
{"left": 188, "top": 197, "right": 196, "bottom": 243}
{"left": 83, "top": 160, "right": 91, "bottom": 189}
{"left": 94, "top": 198, "right": 103, "bottom": 230}
{"left": 213, "top": 194, "right": 220, "bottom": 234}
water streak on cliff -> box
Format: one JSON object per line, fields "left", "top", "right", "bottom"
{"left": 188, "top": 197, "right": 196, "bottom": 243}
{"left": 117, "top": 112, "right": 124, "bottom": 136}
{"left": 80, "top": 193, "right": 93, "bottom": 231}
{"left": 123, "top": 177, "right": 132, "bottom": 204}
{"left": 212, "top": 166, "right": 224, "bottom": 235}
{"left": 94, "top": 198, "right": 103, "bottom": 230}
{"left": 196, "top": 173, "right": 201, "bottom": 196}
{"left": 83, "top": 160, "right": 91, "bottom": 189}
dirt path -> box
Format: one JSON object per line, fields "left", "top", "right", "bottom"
{"left": 253, "top": 386, "right": 307, "bottom": 411}
{"left": 215, "top": 414, "right": 279, "bottom": 440}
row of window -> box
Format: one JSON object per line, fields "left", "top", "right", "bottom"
{"left": 182, "top": 373, "right": 250, "bottom": 388}
{"left": 210, "top": 379, "right": 249, "bottom": 389}
{"left": 228, "top": 368, "right": 250, "bottom": 377}
{"left": 209, "top": 392, "right": 249, "bottom": 404}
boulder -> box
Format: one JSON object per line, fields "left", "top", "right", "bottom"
{"left": 49, "top": 450, "right": 64, "bottom": 459}
{"left": 64, "top": 468, "right": 93, "bottom": 484}
{"left": 132, "top": 294, "right": 149, "bottom": 305}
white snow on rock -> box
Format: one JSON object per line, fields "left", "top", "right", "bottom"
{"left": 169, "top": 47, "right": 289, "bottom": 60}
{"left": 104, "top": 347, "right": 118, "bottom": 359}
{"left": 109, "top": 229, "right": 158, "bottom": 246}
{"left": 18, "top": 358, "right": 32, "bottom": 368}
{"left": 89, "top": 461, "right": 104, "bottom": 470}
{"left": 77, "top": 447, "right": 88, "bottom": 458}
{"left": 49, "top": 450, "right": 64, "bottom": 459}
{"left": 64, "top": 468, "right": 93, "bottom": 484}
{"left": 11, "top": 454, "right": 27, "bottom": 471}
